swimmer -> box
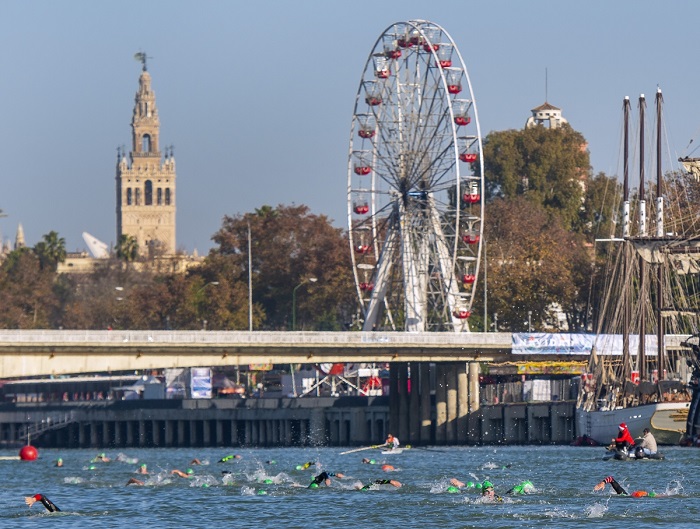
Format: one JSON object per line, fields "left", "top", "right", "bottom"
{"left": 55, "top": 458, "right": 63, "bottom": 468}
{"left": 190, "top": 458, "right": 203, "bottom": 465}
{"left": 506, "top": 480, "right": 534, "bottom": 494}
{"left": 91, "top": 453, "right": 110, "bottom": 463}
{"left": 24, "top": 494, "right": 61, "bottom": 512}
{"left": 126, "top": 477, "right": 145, "bottom": 486}
{"left": 361, "top": 458, "right": 377, "bottom": 465}
{"left": 594, "top": 476, "right": 662, "bottom": 497}
{"left": 480, "top": 480, "right": 503, "bottom": 502}
{"left": 381, "top": 464, "right": 395, "bottom": 472}
{"left": 449, "top": 478, "right": 479, "bottom": 490}
{"left": 137, "top": 464, "right": 148, "bottom": 475}
{"left": 357, "top": 479, "right": 401, "bottom": 490}
{"left": 295, "top": 461, "right": 316, "bottom": 470}
{"left": 218, "top": 454, "right": 242, "bottom": 463}
{"left": 171, "top": 468, "right": 194, "bottom": 478}
{"left": 308, "top": 471, "right": 346, "bottom": 488}
{"left": 265, "top": 460, "right": 277, "bottom": 465}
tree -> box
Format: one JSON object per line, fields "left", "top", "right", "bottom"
{"left": 482, "top": 125, "right": 590, "bottom": 230}
{"left": 33, "top": 231, "right": 66, "bottom": 271}
{"left": 480, "top": 197, "right": 590, "bottom": 331}
{"left": 212, "top": 204, "right": 356, "bottom": 330}
{"left": 116, "top": 234, "right": 138, "bottom": 262}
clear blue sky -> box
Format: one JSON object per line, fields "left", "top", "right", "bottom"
{"left": 1, "top": 0, "right": 699, "bottom": 254}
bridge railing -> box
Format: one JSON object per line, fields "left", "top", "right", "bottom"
{"left": 0, "top": 330, "right": 514, "bottom": 347}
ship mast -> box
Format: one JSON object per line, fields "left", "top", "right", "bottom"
{"left": 638, "top": 94, "right": 647, "bottom": 381}
{"left": 622, "top": 96, "right": 631, "bottom": 380}
{"left": 656, "top": 88, "right": 665, "bottom": 380}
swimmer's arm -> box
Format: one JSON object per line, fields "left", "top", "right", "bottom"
{"left": 450, "top": 478, "right": 465, "bottom": 488}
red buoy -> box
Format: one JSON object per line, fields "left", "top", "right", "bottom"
{"left": 19, "top": 445, "right": 38, "bottom": 461}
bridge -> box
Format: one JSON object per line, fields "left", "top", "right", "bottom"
{"left": 0, "top": 330, "right": 596, "bottom": 378}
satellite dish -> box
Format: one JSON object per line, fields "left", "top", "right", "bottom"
{"left": 82, "top": 232, "right": 109, "bottom": 259}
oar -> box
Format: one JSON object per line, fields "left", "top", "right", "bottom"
{"left": 340, "top": 444, "right": 386, "bottom": 455}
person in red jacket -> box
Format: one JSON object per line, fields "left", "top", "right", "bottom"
{"left": 612, "top": 423, "right": 635, "bottom": 451}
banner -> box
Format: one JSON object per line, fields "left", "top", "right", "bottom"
{"left": 190, "top": 367, "right": 212, "bottom": 399}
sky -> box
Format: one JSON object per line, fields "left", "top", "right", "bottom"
{"left": 1, "top": 0, "right": 700, "bottom": 254}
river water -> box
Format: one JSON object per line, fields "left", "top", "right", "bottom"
{"left": 2, "top": 445, "right": 699, "bottom": 528}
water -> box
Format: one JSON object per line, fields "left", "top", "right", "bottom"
{"left": 2, "top": 445, "right": 699, "bottom": 528}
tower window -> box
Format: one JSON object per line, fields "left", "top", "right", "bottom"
{"left": 135, "top": 188, "right": 141, "bottom": 206}
{"left": 165, "top": 188, "right": 171, "bottom": 206}
{"left": 142, "top": 134, "right": 152, "bottom": 153}
{"left": 157, "top": 188, "right": 163, "bottom": 205}
{"left": 145, "top": 180, "right": 153, "bottom": 205}
{"left": 126, "top": 188, "right": 132, "bottom": 206}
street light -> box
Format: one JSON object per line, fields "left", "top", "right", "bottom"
{"left": 196, "top": 281, "right": 219, "bottom": 295}
{"left": 292, "top": 277, "right": 317, "bottom": 331}
{"left": 528, "top": 311, "right": 532, "bottom": 332}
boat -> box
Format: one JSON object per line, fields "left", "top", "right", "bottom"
{"left": 602, "top": 446, "right": 665, "bottom": 461}
{"left": 576, "top": 90, "right": 698, "bottom": 446}
{"left": 380, "top": 448, "right": 403, "bottom": 455}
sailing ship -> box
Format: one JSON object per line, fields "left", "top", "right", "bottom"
{"left": 576, "top": 90, "right": 699, "bottom": 445}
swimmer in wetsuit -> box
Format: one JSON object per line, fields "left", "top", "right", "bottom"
{"left": 480, "top": 480, "right": 503, "bottom": 502}
{"left": 357, "top": 479, "right": 402, "bottom": 490}
{"left": 24, "top": 494, "right": 61, "bottom": 512}
{"left": 594, "top": 476, "right": 660, "bottom": 497}
{"left": 219, "top": 454, "right": 242, "bottom": 463}
{"left": 308, "top": 471, "right": 346, "bottom": 488}
{"left": 296, "top": 461, "right": 316, "bottom": 470}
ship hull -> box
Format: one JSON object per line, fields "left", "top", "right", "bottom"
{"left": 576, "top": 401, "right": 689, "bottom": 445}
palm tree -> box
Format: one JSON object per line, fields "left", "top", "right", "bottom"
{"left": 33, "top": 231, "right": 66, "bottom": 270}
{"left": 116, "top": 234, "right": 138, "bottom": 262}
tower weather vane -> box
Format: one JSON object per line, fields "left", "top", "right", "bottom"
{"left": 134, "top": 51, "right": 151, "bottom": 71}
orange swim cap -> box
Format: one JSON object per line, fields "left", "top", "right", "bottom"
{"left": 381, "top": 464, "right": 395, "bottom": 472}
{"left": 631, "top": 490, "right": 648, "bottom": 498}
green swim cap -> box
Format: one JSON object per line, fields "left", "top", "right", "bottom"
{"left": 263, "top": 478, "right": 273, "bottom": 484}
{"left": 475, "top": 482, "right": 483, "bottom": 489}
{"left": 648, "top": 491, "right": 657, "bottom": 497}
{"left": 57, "top": 458, "right": 63, "bottom": 462}
{"left": 466, "top": 481, "right": 475, "bottom": 488}
{"left": 88, "top": 465, "right": 96, "bottom": 470}
{"left": 186, "top": 468, "right": 194, "bottom": 475}
{"left": 258, "top": 490, "right": 267, "bottom": 495}
{"left": 295, "top": 465, "right": 302, "bottom": 470}
{"left": 446, "top": 486, "right": 460, "bottom": 493}
{"left": 309, "top": 483, "right": 319, "bottom": 488}
{"left": 482, "top": 481, "right": 493, "bottom": 489}
{"left": 512, "top": 485, "right": 523, "bottom": 494}
{"left": 202, "top": 483, "right": 209, "bottom": 488}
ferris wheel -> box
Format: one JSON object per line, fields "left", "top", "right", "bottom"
{"left": 347, "top": 20, "right": 484, "bottom": 332}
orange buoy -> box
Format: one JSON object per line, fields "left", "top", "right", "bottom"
{"left": 19, "top": 445, "right": 38, "bottom": 461}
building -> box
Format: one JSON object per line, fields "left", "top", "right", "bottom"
{"left": 116, "top": 56, "right": 177, "bottom": 257}
{"left": 525, "top": 101, "right": 568, "bottom": 129}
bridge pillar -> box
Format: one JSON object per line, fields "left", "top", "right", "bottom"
{"left": 78, "top": 422, "right": 86, "bottom": 447}
{"left": 308, "top": 408, "right": 325, "bottom": 445}
{"left": 164, "top": 420, "right": 173, "bottom": 446}
{"left": 420, "top": 362, "right": 432, "bottom": 444}
{"left": 177, "top": 420, "right": 186, "bottom": 446}
{"left": 409, "top": 362, "right": 420, "bottom": 444}
{"left": 467, "top": 362, "right": 481, "bottom": 443}
{"left": 457, "top": 363, "right": 468, "bottom": 443}
{"left": 397, "top": 362, "right": 409, "bottom": 443}
{"left": 389, "top": 364, "right": 399, "bottom": 436}
{"left": 446, "top": 363, "right": 458, "bottom": 443}
{"left": 435, "top": 363, "right": 447, "bottom": 444}
{"left": 90, "top": 422, "right": 98, "bottom": 447}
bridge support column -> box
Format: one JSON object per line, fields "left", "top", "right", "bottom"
{"left": 389, "top": 364, "right": 399, "bottom": 436}
{"left": 468, "top": 362, "right": 481, "bottom": 443}
{"left": 177, "top": 420, "right": 186, "bottom": 446}
{"left": 409, "top": 362, "right": 420, "bottom": 444}
{"left": 78, "top": 422, "right": 87, "bottom": 447}
{"left": 457, "top": 363, "right": 468, "bottom": 443}
{"left": 397, "top": 362, "right": 409, "bottom": 442}
{"left": 420, "top": 362, "right": 432, "bottom": 444}
{"left": 446, "top": 363, "right": 457, "bottom": 443}
{"left": 435, "top": 363, "right": 447, "bottom": 444}
{"left": 126, "top": 421, "right": 135, "bottom": 447}
{"left": 90, "top": 422, "right": 98, "bottom": 447}
{"left": 103, "top": 421, "right": 111, "bottom": 446}
{"left": 215, "top": 420, "right": 223, "bottom": 446}
{"left": 164, "top": 420, "right": 173, "bottom": 447}
{"left": 138, "top": 420, "right": 146, "bottom": 447}
{"left": 231, "top": 420, "right": 239, "bottom": 446}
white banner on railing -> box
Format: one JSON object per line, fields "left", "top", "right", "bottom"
{"left": 512, "top": 333, "right": 662, "bottom": 356}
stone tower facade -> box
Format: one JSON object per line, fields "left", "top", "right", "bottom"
{"left": 116, "top": 60, "right": 176, "bottom": 256}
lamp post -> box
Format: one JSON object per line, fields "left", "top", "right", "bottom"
{"left": 196, "top": 281, "right": 219, "bottom": 330}
{"left": 292, "top": 277, "right": 317, "bottom": 331}
{"left": 528, "top": 311, "right": 532, "bottom": 332}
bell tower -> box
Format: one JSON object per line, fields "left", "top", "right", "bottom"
{"left": 116, "top": 53, "right": 176, "bottom": 256}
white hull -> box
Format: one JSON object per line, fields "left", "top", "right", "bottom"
{"left": 576, "top": 401, "right": 690, "bottom": 445}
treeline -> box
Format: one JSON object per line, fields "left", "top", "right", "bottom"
{"left": 3, "top": 124, "right": 695, "bottom": 332}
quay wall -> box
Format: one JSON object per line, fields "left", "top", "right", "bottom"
{"left": 0, "top": 397, "right": 577, "bottom": 448}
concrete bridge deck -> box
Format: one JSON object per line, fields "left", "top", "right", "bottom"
{"left": 0, "top": 330, "right": 590, "bottom": 378}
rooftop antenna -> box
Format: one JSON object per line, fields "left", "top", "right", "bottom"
{"left": 545, "top": 67, "right": 548, "bottom": 103}
{"left": 134, "top": 51, "right": 151, "bottom": 71}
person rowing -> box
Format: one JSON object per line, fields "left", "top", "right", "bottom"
{"left": 594, "top": 475, "right": 662, "bottom": 497}
{"left": 24, "top": 494, "right": 61, "bottom": 512}
{"left": 308, "top": 471, "right": 346, "bottom": 488}
{"left": 384, "top": 434, "right": 400, "bottom": 450}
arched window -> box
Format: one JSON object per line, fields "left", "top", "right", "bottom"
{"left": 165, "top": 188, "right": 171, "bottom": 205}
{"left": 145, "top": 180, "right": 153, "bottom": 205}
{"left": 157, "top": 188, "right": 163, "bottom": 205}
{"left": 135, "top": 188, "right": 141, "bottom": 206}
{"left": 126, "top": 188, "right": 132, "bottom": 206}
{"left": 142, "top": 134, "right": 152, "bottom": 153}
